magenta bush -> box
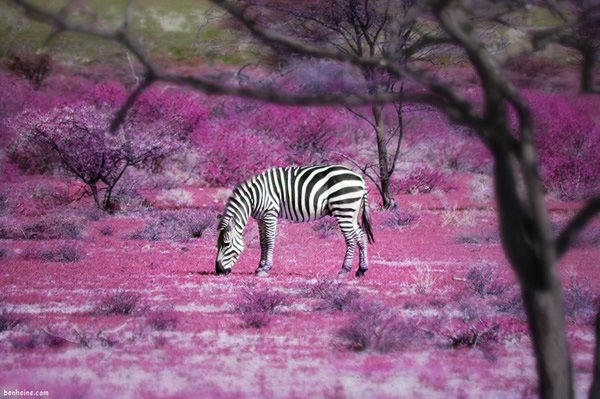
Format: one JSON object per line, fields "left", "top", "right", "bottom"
{"left": 10, "top": 101, "right": 185, "bottom": 210}
{"left": 131, "top": 209, "right": 215, "bottom": 242}
{"left": 394, "top": 166, "right": 454, "bottom": 195}
{"left": 525, "top": 90, "right": 600, "bottom": 199}
{"left": 234, "top": 286, "right": 291, "bottom": 328}
{"left": 337, "top": 300, "right": 417, "bottom": 352}
{"left": 146, "top": 307, "right": 179, "bottom": 331}
{"left": 23, "top": 245, "right": 83, "bottom": 263}
{"left": 0, "top": 305, "right": 22, "bottom": 332}
{"left": 381, "top": 208, "right": 419, "bottom": 228}
{"left": 94, "top": 291, "right": 143, "bottom": 316}
{"left": 465, "top": 264, "right": 508, "bottom": 298}
{"left": 193, "top": 100, "right": 356, "bottom": 186}
{"left": 0, "top": 215, "right": 85, "bottom": 240}
{"left": 406, "top": 107, "right": 492, "bottom": 174}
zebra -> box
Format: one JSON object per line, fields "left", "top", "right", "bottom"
{"left": 215, "top": 165, "right": 375, "bottom": 277}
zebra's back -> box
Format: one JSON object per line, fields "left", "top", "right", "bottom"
{"left": 255, "top": 165, "right": 366, "bottom": 222}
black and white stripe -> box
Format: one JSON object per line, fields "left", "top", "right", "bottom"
{"left": 215, "top": 165, "right": 374, "bottom": 276}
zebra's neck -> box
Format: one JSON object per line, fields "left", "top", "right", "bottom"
{"left": 224, "top": 181, "right": 254, "bottom": 231}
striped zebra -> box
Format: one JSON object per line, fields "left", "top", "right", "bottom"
{"left": 215, "top": 165, "right": 375, "bottom": 277}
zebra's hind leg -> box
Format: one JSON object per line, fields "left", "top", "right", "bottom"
{"left": 355, "top": 229, "right": 368, "bottom": 277}
{"left": 255, "top": 213, "right": 277, "bottom": 276}
{"left": 336, "top": 218, "right": 358, "bottom": 276}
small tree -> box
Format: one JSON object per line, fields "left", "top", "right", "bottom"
{"left": 231, "top": 0, "right": 420, "bottom": 208}
{"left": 11, "top": 103, "right": 183, "bottom": 211}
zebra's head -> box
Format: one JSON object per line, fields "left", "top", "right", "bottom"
{"left": 215, "top": 214, "right": 244, "bottom": 275}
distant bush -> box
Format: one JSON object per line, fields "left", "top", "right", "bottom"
{"left": 0, "top": 215, "right": 85, "bottom": 240}
{"left": 131, "top": 209, "right": 214, "bottom": 241}
{"left": 525, "top": 91, "right": 600, "bottom": 199}
{"left": 31, "top": 184, "right": 71, "bottom": 208}
{"left": 0, "top": 305, "right": 22, "bottom": 332}
{"left": 465, "top": 264, "right": 508, "bottom": 298}
{"left": 94, "top": 291, "right": 142, "bottom": 316}
{"left": 563, "top": 274, "right": 599, "bottom": 324}
{"left": 381, "top": 208, "right": 419, "bottom": 228}
{"left": 99, "top": 225, "right": 114, "bottom": 237}
{"left": 440, "top": 301, "right": 505, "bottom": 350}
{"left": 146, "top": 307, "right": 178, "bottom": 331}
{"left": 394, "top": 166, "right": 451, "bottom": 195}
{"left": 9, "top": 84, "right": 203, "bottom": 211}
{"left": 30, "top": 245, "right": 83, "bottom": 263}
{"left": 234, "top": 286, "right": 291, "bottom": 328}
{"left": 303, "top": 279, "right": 360, "bottom": 312}
{"left": 336, "top": 300, "right": 417, "bottom": 352}
{"left": 193, "top": 100, "right": 356, "bottom": 186}
{"left": 447, "top": 323, "right": 500, "bottom": 349}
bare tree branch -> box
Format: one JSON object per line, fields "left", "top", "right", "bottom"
{"left": 556, "top": 196, "right": 600, "bottom": 258}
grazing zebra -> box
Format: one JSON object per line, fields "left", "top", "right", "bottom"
{"left": 215, "top": 165, "right": 375, "bottom": 277}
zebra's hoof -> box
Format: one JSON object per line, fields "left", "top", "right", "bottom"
{"left": 355, "top": 269, "right": 367, "bottom": 277}
{"left": 337, "top": 269, "right": 351, "bottom": 278}
{"left": 255, "top": 270, "right": 269, "bottom": 277}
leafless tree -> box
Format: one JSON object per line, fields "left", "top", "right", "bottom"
{"left": 6, "top": 0, "right": 600, "bottom": 397}
{"left": 228, "top": 0, "right": 422, "bottom": 209}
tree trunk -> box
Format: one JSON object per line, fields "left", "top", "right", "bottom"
{"left": 590, "top": 311, "right": 600, "bottom": 399}
{"left": 371, "top": 104, "right": 397, "bottom": 209}
{"left": 493, "top": 150, "right": 574, "bottom": 399}
{"left": 90, "top": 183, "right": 102, "bottom": 210}
{"left": 581, "top": 49, "right": 596, "bottom": 93}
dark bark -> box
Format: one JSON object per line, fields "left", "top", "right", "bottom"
{"left": 372, "top": 104, "right": 397, "bottom": 209}
{"left": 590, "top": 310, "right": 600, "bottom": 399}
{"left": 493, "top": 150, "right": 574, "bottom": 399}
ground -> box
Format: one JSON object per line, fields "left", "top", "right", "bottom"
{"left": 1, "top": 175, "right": 599, "bottom": 399}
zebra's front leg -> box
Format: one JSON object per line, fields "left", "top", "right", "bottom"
{"left": 256, "top": 213, "right": 277, "bottom": 276}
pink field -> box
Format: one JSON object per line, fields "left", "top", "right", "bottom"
{"left": 1, "top": 176, "right": 599, "bottom": 399}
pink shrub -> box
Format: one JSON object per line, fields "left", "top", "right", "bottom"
{"left": 336, "top": 300, "right": 418, "bottom": 352}
{"left": 303, "top": 279, "right": 361, "bottom": 311}
{"left": 0, "top": 305, "right": 22, "bottom": 332}
{"left": 131, "top": 209, "right": 215, "bottom": 242}
{"left": 380, "top": 208, "right": 420, "bottom": 228}
{"left": 394, "top": 166, "right": 454, "bottom": 194}
{"left": 406, "top": 107, "right": 492, "bottom": 173}
{"left": 23, "top": 244, "right": 83, "bottom": 263}
{"left": 525, "top": 90, "right": 600, "bottom": 199}
{"left": 234, "top": 286, "right": 292, "bottom": 328}
{"left": 9, "top": 101, "right": 185, "bottom": 210}
{"left": 146, "top": 306, "right": 179, "bottom": 331}
{"left": 94, "top": 291, "right": 143, "bottom": 316}
{"left": 0, "top": 215, "right": 86, "bottom": 240}
{"left": 193, "top": 100, "right": 357, "bottom": 186}
{"left": 465, "top": 263, "right": 508, "bottom": 298}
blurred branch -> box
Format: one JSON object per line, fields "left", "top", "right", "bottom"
{"left": 556, "top": 196, "right": 600, "bottom": 259}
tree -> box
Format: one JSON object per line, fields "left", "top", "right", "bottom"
{"left": 12, "top": 102, "right": 183, "bottom": 211}
{"left": 7, "top": 0, "right": 600, "bottom": 397}
{"left": 232, "top": 0, "right": 420, "bottom": 209}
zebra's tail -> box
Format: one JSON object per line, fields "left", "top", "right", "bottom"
{"left": 361, "top": 193, "right": 375, "bottom": 244}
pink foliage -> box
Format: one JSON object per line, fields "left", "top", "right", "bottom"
{"left": 9, "top": 91, "right": 193, "bottom": 209}
{"left": 406, "top": 106, "right": 492, "bottom": 173}
{"left": 193, "top": 100, "right": 355, "bottom": 186}
{"left": 525, "top": 91, "right": 600, "bottom": 199}
{"left": 394, "top": 166, "right": 454, "bottom": 194}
